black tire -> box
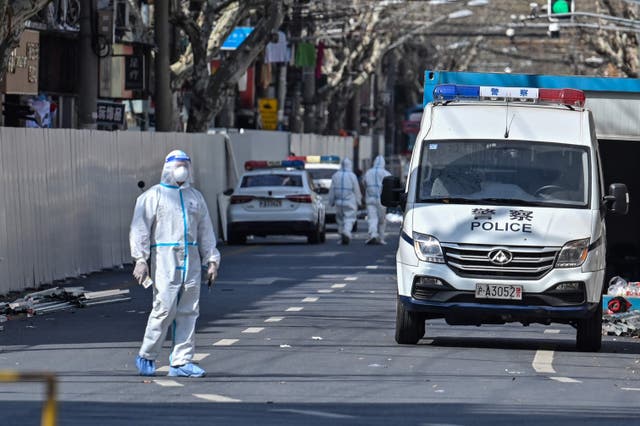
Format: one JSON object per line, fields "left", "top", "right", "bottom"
{"left": 307, "top": 223, "right": 321, "bottom": 244}
{"left": 227, "top": 226, "right": 246, "bottom": 245}
{"left": 395, "top": 297, "right": 425, "bottom": 344}
{"left": 576, "top": 299, "right": 603, "bottom": 352}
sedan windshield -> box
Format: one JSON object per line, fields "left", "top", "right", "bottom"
{"left": 417, "top": 140, "right": 590, "bottom": 208}
{"left": 241, "top": 174, "right": 303, "bottom": 187}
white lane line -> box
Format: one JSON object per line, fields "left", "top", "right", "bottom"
{"left": 242, "top": 327, "right": 264, "bottom": 334}
{"left": 156, "top": 366, "right": 170, "bottom": 373}
{"left": 193, "top": 353, "right": 210, "bottom": 361}
{"left": 265, "top": 316, "right": 284, "bottom": 323}
{"left": 544, "top": 329, "right": 561, "bottom": 334}
{"left": 550, "top": 377, "right": 582, "bottom": 383}
{"left": 213, "top": 339, "right": 239, "bottom": 346}
{"left": 286, "top": 307, "right": 304, "bottom": 312}
{"left": 344, "top": 277, "right": 358, "bottom": 281}
{"left": 365, "top": 265, "right": 378, "bottom": 270}
{"left": 302, "top": 297, "right": 319, "bottom": 302}
{"left": 318, "top": 289, "right": 333, "bottom": 294}
{"left": 271, "top": 409, "right": 355, "bottom": 419}
{"left": 532, "top": 350, "right": 556, "bottom": 374}
{"left": 621, "top": 387, "right": 640, "bottom": 391}
{"left": 193, "top": 393, "right": 241, "bottom": 403}
{"left": 331, "top": 284, "right": 346, "bottom": 289}
{"left": 154, "top": 379, "right": 184, "bottom": 387}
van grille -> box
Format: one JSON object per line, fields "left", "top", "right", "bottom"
{"left": 441, "top": 243, "right": 559, "bottom": 280}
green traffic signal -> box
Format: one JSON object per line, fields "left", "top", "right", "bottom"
{"left": 552, "top": 0, "right": 570, "bottom": 14}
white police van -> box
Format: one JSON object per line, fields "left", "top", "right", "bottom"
{"left": 382, "top": 83, "right": 629, "bottom": 351}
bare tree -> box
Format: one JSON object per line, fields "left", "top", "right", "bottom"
{"left": 0, "top": 0, "right": 51, "bottom": 82}
{"left": 169, "top": 0, "right": 285, "bottom": 132}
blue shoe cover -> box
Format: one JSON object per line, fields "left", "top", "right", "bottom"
{"left": 168, "top": 363, "right": 206, "bottom": 378}
{"left": 136, "top": 356, "right": 156, "bottom": 376}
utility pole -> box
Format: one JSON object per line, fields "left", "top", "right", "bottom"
{"left": 78, "top": 0, "right": 98, "bottom": 129}
{"left": 154, "top": 0, "right": 172, "bottom": 131}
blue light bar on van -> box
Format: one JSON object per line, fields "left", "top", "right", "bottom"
{"left": 432, "top": 84, "right": 585, "bottom": 107}
{"left": 433, "top": 84, "right": 480, "bottom": 100}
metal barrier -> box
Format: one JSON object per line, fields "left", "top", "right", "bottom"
{"left": 0, "top": 371, "right": 57, "bottom": 426}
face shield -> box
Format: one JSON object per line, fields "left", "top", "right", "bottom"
{"left": 161, "top": 150, "right": 193, "bottom": 186}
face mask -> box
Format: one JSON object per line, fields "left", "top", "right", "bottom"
{"left": 173, "top": 166, "right": 189, "bottom": 182}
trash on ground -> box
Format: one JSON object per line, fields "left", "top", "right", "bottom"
{"left": 607, "top": 276, "right": 640, "bottom": 297}
{"left": 0, "top": 286, "right": 131, "bottom": 317}
{"left": 603, "top": 308, "right": 640, "bottom": 338}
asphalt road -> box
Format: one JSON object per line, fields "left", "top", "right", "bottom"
{"left": 2, "top": 221, "right": 640, "bottom": 425}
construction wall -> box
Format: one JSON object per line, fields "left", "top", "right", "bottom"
{"left": 0, "top": 128, "right": 228, "bottom": 295}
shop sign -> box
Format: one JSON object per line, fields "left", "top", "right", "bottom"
{"left": 1, "top": 30, "right": 39, "bottom": 95}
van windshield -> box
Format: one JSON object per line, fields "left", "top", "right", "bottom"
{"left": 417, "top": 140, "right": 590, "bottom": 208}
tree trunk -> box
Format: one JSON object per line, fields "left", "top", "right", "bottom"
{"left": 187, "top": 0, "right": 285, "bottom": 133}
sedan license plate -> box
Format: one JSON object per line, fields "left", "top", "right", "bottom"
{"left": 475, "top": 284, "right": 522, "bottom": 300}
{"left": 259, "top": 199, "right": 282, "bottom": 208}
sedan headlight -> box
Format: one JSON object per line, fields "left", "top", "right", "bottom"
{"left": 413, "top": 232, "right": 445, "bottom": 263}
{"left": 556, "top": 238, "right": 590, "bottom": 268}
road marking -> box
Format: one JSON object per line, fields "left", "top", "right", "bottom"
{"left": 265, "top": 316, "right": 284, "bottom": 323}
{"left": 621, "top": 387, "right": 640, "bottom": 391}
{"left": 242, "top": 327, "right": 264, "bottom": 334}
{"left": 544, "top": 329, "right": 561, "bottom": 334}
{"left": 550, "top": 377, "right": 581, "bottom": 383}
{"left": 302, "top": 297, "right": 319, "bottom": 302}
{"left": 193, "top": 393, "right": 241, "bottom": 403}
{"left": 365, "top": 265, "right": 378, "bottom": 269}
{"left": 532, "top": 350, "right": 556, "bottom": 374}
{"left": 331, "top": 284, "right": 346, "bottom": 289}
{"left": 286, "top": 307, "right": 304, "bottom": 312}
{"left": 213, "top": 339, "right": 239, "bottom": 346}
{"left": 193, "top": 353, "right": 210, "bottom": 361}
{"left": 318, "top": 289, "right": 333, "bottom": 293}
{"left": 154, "top": 379, "right": 183, "bottom": 387}
{"left": 156, "top": 366, "right": 169, "bottom": 373}
{"left": 344, "top": 277, "right": 358, "bottom": 281}
{"left": 271, "top": 409, "right": 355, "bottom": 419}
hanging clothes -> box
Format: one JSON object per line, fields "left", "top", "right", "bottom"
{"left": 295, "top": 42, "right": 316, "bottom": 68}
{"left": 265, "top": 31, "right": 290, "bottom": 63}
{"left": 315, "top": 41, "right": 325, "bottom": 79}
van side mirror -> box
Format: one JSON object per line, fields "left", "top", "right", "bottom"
{"left": 604, "top": 183, "right": 629, "bottom": 215}
{"left": 381, "top": 176, "right": 405, "bottom": 209}
{"left": 223, "top": 188, "right": 234, "bottom": 196}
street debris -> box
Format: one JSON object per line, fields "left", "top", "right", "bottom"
{"left": 603, "top": 309, "right": 640, "bottom": 338}
{"left": 0, "top": 286, "right": 131, "bottom": 317}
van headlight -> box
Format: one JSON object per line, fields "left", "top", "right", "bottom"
{"left": 556, "top": 238, "right": 590, "bottom": 268}
{"left": 413, "top": 232, "right": 445, "bottom": 263}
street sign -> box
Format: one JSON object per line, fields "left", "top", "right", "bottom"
{"left": 258, "top": 98, "right": 278, "bottom": 130}
{"left": 221, "top": 27, "right": 254, "bottom": 51}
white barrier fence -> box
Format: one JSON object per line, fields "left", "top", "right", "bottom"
{"left": 0, "top": 128, "right": 383, "bottom": 295}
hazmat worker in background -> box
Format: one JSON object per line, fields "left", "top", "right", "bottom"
{"left": 328, "top": 158, "right": 362, "bottom": 245}
{"left": 363, "top": 155, "right": 391, "bottom": 245}
{"left": 130, "top": 150, "right": 220, "bottom": 378}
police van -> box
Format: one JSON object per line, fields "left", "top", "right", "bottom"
{"left": 382, "top": 82, "right": 629, "bottom": 351}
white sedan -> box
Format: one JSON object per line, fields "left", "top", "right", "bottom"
{"left": 226, "top": 161, "right": 326, "bottom": 244}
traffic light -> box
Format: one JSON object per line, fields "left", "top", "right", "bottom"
{"left": 548, "top": 0, "right": 573, "bottom": 22}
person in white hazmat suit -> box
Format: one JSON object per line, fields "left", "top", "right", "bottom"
{"left": 130, "top": 150, "right": 220, "bottom": 378}
{"left": 328, "top": 158, "right": 362, "bottom": 245}
{"left": 363, "top": 155, "right": 391, "bottom": 245}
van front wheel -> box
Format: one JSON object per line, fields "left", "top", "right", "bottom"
{"left": 576, "top": 301, "right": 602, "bottom": 352}
{"left": 395, "top": 297, "right": 425, "bottom": 344}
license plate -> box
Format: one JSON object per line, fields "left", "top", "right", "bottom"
{"left": 475, "top": 284, "right": 523, "bottom": 300}
{"left": 259, "top": 199, "right": 282, "bottom": 208}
